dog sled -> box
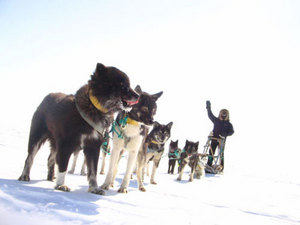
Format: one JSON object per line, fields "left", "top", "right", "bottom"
{"left": 202, "top": 134, "right": 226, "bottom": 174}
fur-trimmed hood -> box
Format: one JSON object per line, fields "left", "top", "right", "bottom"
{"left": 218, "top": 109, "right": 230, "bottom": 121}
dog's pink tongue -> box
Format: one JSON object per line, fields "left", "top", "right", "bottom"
{"left": 127, "top": 98, "right": 139, "bottom": 106}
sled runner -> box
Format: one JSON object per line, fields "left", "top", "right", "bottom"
{"left": 202, "top": 134, "right": 226, "bottom": 174}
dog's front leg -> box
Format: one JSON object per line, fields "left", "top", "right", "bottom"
{"left": 99, "top": 151, "right": 106, "bottom": 175}
{"left": 177, "top": 160, "right": 187, "bottom": 181}
{"left": 136, "top": 152, "right": 146, "bottom": 192}
{"left": 101, "top": 139, "right": 123, "bottom": 190}
{"left": 80, "top": 157, "right": 87, "bottom": 176}
{"left": 189, "top": 165, "right": 195, "bottom": 182}
{"left": 54, "top": 145, "right": 75, "bottom": 192}
{"left": 118, "top": 150, "right": 139, "bottom": 193}
{"left": 84, "top": 146, "right": 105, "bottom": 195}
{"left": 150, "top": 159, "right": 160, "bottom": 184}
{"left": 146, "top": 163, "right": 150, "bottom": 176}
{"left": 68, "top": 150, "right": 79, "bottom": 174}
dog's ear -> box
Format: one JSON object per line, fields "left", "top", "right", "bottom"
{"left": 96, "top": 63, "right": 106, "bottom": 73}
{"left": 153, "top": 121, "right": 160, "bottom": 128}
{"left": 94, "top": 63, "right": 107, "bottom": 78}
{"left": 152, "top": 91, "right": 163, "bottom": 101}
{"left": 167, "top": 122, "right": 173, "bottom": 130}
{"left": 135, "top": 85, "right": 143, "bottom": 94}
{"left": 195, "top": 141, "right": 199, "bottom": 148}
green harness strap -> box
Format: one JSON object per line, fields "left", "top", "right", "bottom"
{"left": 111, "top": 115, "right": 128, "bottom": 139}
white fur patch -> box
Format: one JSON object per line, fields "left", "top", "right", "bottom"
{"left": 80, "top": 130, "right": 99, "bottom": 147}
{"left": 56, "top": 171, "right": 67, "bottom": 186}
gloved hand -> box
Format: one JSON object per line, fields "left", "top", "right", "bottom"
{"left": 206, "top": 100, "right": 211, "bottom": 109}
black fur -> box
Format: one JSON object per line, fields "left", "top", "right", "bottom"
{"left": 18, "top": 63, "right": 138, "bottom": 194}
{"left": 146, "top": 121, "right": 173, "bottom": 158}
{"left": 136, "top": 121, "right": 172, "bottom": 191}
{"left": 168, "top": 140, "right": 181, "bottom": 174}
{"left": 177, "top": 140, "right": 199, "bottom": 182}
{"left": 128, "top": 85, "right": 163, "bottom": 126}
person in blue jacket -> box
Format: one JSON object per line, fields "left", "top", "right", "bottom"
{"left": 206, "top": 100, "right": 234, "bottom": 171}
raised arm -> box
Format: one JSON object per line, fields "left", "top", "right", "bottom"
{"left": 206, "top": 101, "right": 217, "bottom": 123}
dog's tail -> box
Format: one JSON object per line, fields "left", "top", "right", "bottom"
{"left": 28, "top": 102, "right": 49, "bottom": 153}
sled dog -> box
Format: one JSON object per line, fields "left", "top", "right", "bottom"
{"left": 136, "top": 121, "right": 173, "bottom": 192}
{"left": 101, "top": 86, "right": 163, "bottom": 193}
{"left": 177, "top": 140, "right": 200, "bottom": 182}
{"left": 168, "top": 140, "right": 181, "bottom": 174}
{"left": 18, "top": 63, "right": 139, "bottom": 194}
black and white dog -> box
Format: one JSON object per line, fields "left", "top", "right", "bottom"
{"left": 101, "top": 86, "right": 163, "bottom": 193}
{"left": 177, "top": 140, "right": 201, "bottom": 182}
{"left": 18, "top": 63, "right": 139, "bottom": 194}
{"left": 136, "top": 121, "right": 173, "bottom": 192}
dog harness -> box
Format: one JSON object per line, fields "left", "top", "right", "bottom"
{"left": 75, "top": 99, "right": 108, "bottom": 135}
{"left": 168, "top": 148, "right": 180, "bottom": 159}
{"left": 111, "top": 113, "right": 140, "bottom": 139}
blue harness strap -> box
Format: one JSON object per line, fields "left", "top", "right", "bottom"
{"left": 147, "top": 148, "right": 156, "bottom": 153}
{"left": 168, "top": 148, "right": 180, "bottom": 159}
{"left": 101, "top": 141, "right": 111, "bottom": 155}
{"left": 110, "top": 115, "right": 128, "bottom": 139}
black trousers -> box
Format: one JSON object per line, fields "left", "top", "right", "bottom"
{"left": 207, "top": 140, "right": 224, "bottom": 168}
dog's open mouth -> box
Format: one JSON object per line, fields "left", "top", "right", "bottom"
{"left": 126, "top": 98, "right": 139, "bottom": 106}
{"left": 122, "top": 97, "right": 139, "bottom": 107}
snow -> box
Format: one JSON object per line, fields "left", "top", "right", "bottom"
{"left": 0, "top": 125, "right": 299, "bottom": 225}
{"left": 1, "top": 0, "right": 300, "bottom": 224}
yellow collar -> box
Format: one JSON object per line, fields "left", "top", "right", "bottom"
{"left": 126, "top": 117, "right": 139, "bottom": 126}
{"left": 89, "top": 90, "right": 109, "bottom": 113}
{"left": 151, "top": 140, "right": 161, "bottom": 145}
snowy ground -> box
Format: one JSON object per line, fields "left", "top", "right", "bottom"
{"left": 0, "top": 125, "right": 299, "bottom": 225}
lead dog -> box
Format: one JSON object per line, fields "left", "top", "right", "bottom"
{"left": 101, "top": 86, "right": 162, "bottom": 193}
{"left": 136, "top": 121, "right": 173, "bottom": 192}
{"left": 18, "top": 63, "right": 139, "bottom": 194}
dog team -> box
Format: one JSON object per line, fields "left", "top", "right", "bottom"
{"left": 18, "top": 63, "right": 234, "bottom": 195}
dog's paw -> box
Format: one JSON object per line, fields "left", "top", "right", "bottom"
{"left": 55, "top": 185, "right": 70, "bottom": 192}
{"left": 189, "top": 178, "right": 194, "bottom": 182}
{"left": 117, "top": 187, "right": 128, "bottom": 193}
{"left": 88, "top": 187, "right": 106, "bottom": 195}
{"left": 68, "top": 170, "right": 74, "bottom": 174}
{"left": 80, "top": 172, "right": 87, "bottom": 176}
{"left": 18, "top": 175, "right": 30, "bottom": 182}
{"left": 139, "top": 186, "right": 146, "bottom": 192}
{"left": 101, "top": 183, "right": 110, "bottom": 190}
{"left": 99, "top": 171, "right": 105, "bottom": 175}
{"left": 176, "top": 177, "right": 182, "bottom": 181}
{"left": 150, "top": 180, "right": 157, "bottom": 185}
